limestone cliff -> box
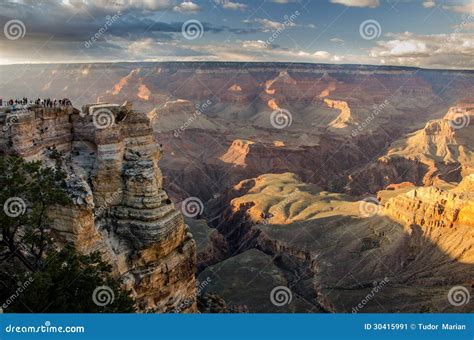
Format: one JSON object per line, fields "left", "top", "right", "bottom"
{"left": 0, "top": 103, "right": 197, "bottom": 312}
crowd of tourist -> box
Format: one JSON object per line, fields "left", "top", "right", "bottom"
{"left": 0, "top": 97, "right": 72, "bottom": 108}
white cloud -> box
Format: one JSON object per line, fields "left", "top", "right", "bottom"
{"left": 384, "top": 40, "right": 428, "bottom": 56}
{"left": 369, "top": 31, "right": 474, "bottom": 69}
{"left": 173, "top": 1, "right": 200, "bottom": 12}
{"left": 443, "top": 0, "right": 474, "bottom": 14}
{"left": 313, "top": 50, "right": 331, "bottom": 58}
{"left": 63, "top": 0, "right": 175, "bottom": 11}
{"left": 453, "top": 21, "right": 474, "bottom": 30}
{"left": 422, "top": 1, "right": 436, "bottom": 8}
{"left": 330, "top": 0, "right": 380, "bottom": 8}
{"left": 330, "top": 37, "right": 345, "bottom": 43}
{"left": 244, "top": 17, "right": 297, "bottom": 31}
{"left": 214, "top": 0, "right": 247, "bottom": 11}
{"left": 242, "top": 40, "right": 268, "bottom": 50}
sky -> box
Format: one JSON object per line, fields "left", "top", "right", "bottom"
{"left": 0, "top": 0, "right": 473, "bottom": 69}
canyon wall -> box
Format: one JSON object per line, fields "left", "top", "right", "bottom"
{"left": 0, "top": 103, "right": 197, "bottom": 312}
{"left": 347, "top": 103, "right": 474, "bottom": 194}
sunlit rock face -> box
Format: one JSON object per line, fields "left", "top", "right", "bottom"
{"left": 0, "top": 103, "right": 197, "bottom": 312}
{"left": 347, "top": 103, "right": 474, "bottom": 195}
{"left": 201, "top": 173, "right": 473, "bottom": 313}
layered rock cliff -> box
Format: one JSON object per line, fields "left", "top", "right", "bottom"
{"left": 347, "top": 103, "right": 474, "bottom": 194}
{"left": 0, "top": 103, "right": 197, "bottom": 312}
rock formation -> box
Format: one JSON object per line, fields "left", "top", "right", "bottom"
{"left": 0, "top": 102, "right": 197, "bottom": 312}
{"left": 201, "top": 172, "right": 473, "bottom": 313}
{"left": 347, "top": 102, "right": 474, "bottom": 194}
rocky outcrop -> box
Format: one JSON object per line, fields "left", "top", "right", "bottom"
{"left": 384, "top": 182, "right": 474, "bottom": 230}
{"left": 0, "top": 103, "right": 197, "bottom": 312}
{"left": 0, "top": 105, "right": 76, "bottom": 160}
{"left": 323, "top": 98, "right": 354, "bottom": 128}
{"left": 347, "top": 102, "right": 474, "bottom": 194}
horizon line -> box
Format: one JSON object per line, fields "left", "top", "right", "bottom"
{"left": 1, "top": 60, "right": 473, "bottom": 72}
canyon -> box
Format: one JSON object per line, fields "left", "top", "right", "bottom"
{"left": 0, "top": 62, "right": 472, "bottom": 313}
{"left": 197, "top": 173, "right": 473, "bottom": 312}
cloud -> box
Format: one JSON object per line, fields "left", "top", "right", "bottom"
{"left": 422, "top": 1, "right": 436, "bottom": 8}
{"left": 422, "top": 1, "right": 474, "bottom": 15}
{"left": 173, "top": 1, "right": 201, "bottom": 13}
{"left": 0, "top": 0, "right": 472, "bottom": 70}
{"left": 313, "top": 50, "right": 331, "bottom": 59}
{"left": 268, "top": 0, "right": 301, "bottom": 3}
{"left": 251, "top": 18, "right": 286, "bottom": 30}
{"left": 443, "top": 0, "right": 474, "bottom": 14}
{"left": 243, "top": 17, "right": 297, "bottom": 31}
{"left": 213, "top": 0, "right": 247, "bottom": 11}
{"left": 369, "top": 31, "right": 474, "bottom": 69}
{"left": 330, "top": 0, "right": 380, "bottom": 8}
{"left": 61, "top": 0, "right": 175, "bottom": 13}
{"left": 242, "top": 40, "right": 269, "bottom": 49}
{"left": 452, "top": 21, "right": 474, "bottom": 30}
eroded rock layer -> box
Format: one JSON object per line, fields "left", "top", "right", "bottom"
{"left": 347, "top": 103, "right": 474, "bottom": 194}
{"left": 0, "top": 103, "right": 197, "bottom": 312}
{"left": 203, "top": 173, "right": 473, "bottom": 313}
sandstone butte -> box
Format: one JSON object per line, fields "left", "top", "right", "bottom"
{"left": 0, "top": 102, "right": 197, "bottom": 312}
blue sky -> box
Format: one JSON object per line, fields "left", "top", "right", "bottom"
{"left": 0, "top": 0, "right": 473, "bottom": 68}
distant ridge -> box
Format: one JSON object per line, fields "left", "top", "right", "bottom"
{"left": 1, "top": 61, "right": 474, "bottom": 73}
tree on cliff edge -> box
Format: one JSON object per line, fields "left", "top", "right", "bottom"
{"left": 0, "top": 152, "right": 69, "bottom": 270}
{"left": 0, "top": 153, "right": 135, "bottom": 313}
